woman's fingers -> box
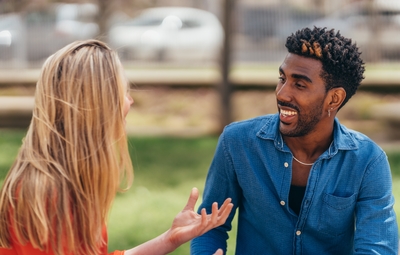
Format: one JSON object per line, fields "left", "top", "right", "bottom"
{"left": 210, "top": 202, "right": 219, "bottom": 225}
{"left": 218, "top": 198, "right": 233, "bottom": 216}
{"left": 201, "top": 208, "right": 208, "bottom": 222}
{"left": 218, "top": 199, "right": 233, "bottom": 222}
{"left": 182, "top": 187, "right": 199, "bottom": 212}
{"left": 198, "top": 199, "right": 233, "bottom": 234}
{"left": 209, "top": 199, "right": 233, "bottom": 222}
{"left": 213, "top": 248, "right": 223, "bottom": 255}
{"left": 181, "top": 188, "right": 234, "bottom": 234}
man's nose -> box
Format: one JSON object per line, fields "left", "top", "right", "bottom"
{"left": 276, "top": 82, "right": 291, "bottom": 102}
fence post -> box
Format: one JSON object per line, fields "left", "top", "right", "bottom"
{"left": 219, "top": 0, "right": 235, "bottom": 132}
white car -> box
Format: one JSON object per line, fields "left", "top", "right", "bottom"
{"left": 108, "top": 7, "right": 224, "bottom": 63}
{"left": 0, "top": 3, "right": 99, "bottom": 63}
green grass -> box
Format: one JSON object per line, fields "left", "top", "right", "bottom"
{"left": 0, "top": 129, "right": 25, "bottom": 180}
{"left": 109, "top": 136, "right": 238, "bottom": 254}
{"left": 0, "top": 129, "right": 399, "bottom": 254}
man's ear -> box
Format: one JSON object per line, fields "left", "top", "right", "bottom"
{"left": 327, "top": 87, "right": 346, "bottom": 110}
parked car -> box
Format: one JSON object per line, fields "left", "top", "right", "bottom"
{"left": 0, "top": 3, "right": 99, "bottom": 64}
{"left": 108, "top": 7, "right": 224, "bottom": 63}
{"left": 26, "top": 3, "right": 99, "bottom": 62}
{"left": 308, "top": 0, "right": 400, "bottom": 61}
{"left": 0, "top": 13, "right": 20, "bottom": 61}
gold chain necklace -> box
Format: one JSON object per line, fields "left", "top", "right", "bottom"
{"left": 292, "top": 155, "right": 315, "bottom": 166}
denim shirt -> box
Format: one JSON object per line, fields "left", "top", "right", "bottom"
{"left": 190, "top": 114, "right": 398, "bottom": 255}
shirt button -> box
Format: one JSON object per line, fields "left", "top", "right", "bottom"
{"left": 284, "top": 162, "right": 289, "bottom": 167}
{"left": 296, "top": 230, "right": 301, "bottom": 236}
{"left": 280, "top": 201, "right": 285, "bottom": 206}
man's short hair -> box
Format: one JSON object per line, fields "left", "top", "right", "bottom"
{"left": 285, "top": 26, "right": 365, "bottom": 109}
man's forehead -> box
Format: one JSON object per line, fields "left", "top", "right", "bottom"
{"left": 280, "top": 54, "right": 322, "bottom": 75}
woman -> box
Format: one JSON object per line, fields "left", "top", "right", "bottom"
{"left": 0, "top": 40, "right": 232, "bottom": 255}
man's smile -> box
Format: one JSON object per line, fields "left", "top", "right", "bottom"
{"left": 280, "top": 109, "right": 297, "bottom": 117}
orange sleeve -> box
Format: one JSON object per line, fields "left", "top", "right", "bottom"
{"left": 0, "top": 242, "right": 55, "bottom": 255}
{"left": 0, "top": 247, "right": 17, "bottom": 255}
{"left": 0, "top": 225, "right": 57, "bottom": 255}
{"left": 108, "top": 250, "right": 125, "bottom": 255}
{"left": 1, "top": 224, "right": 122, "bottom": 255}
{"left": 0, "top": 246, "right": 125, "bottom": 255}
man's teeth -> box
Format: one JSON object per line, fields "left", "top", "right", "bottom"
{"left": 281, "top": 110, "right": 297, "bottom": 116}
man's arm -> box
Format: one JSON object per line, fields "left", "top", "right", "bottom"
{"left": 354, "top": 151, "right": 398, "bottom": 254}
{"left": 191, "top": 132, "right": 241, "bottom": 255}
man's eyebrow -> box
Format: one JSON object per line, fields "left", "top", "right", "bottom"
{"left": 279, "top": 66, "right": 313, "bottom": 83}
{"left": 292, "top": 73, "right": 312, "bottom": 83}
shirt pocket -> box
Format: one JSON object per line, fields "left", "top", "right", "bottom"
{"left": 317, "top": 192, "right": 357, "bottom": 236}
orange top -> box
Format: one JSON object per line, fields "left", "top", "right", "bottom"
{"left": 0, "top": 226, "right": 124, "bottom": 255}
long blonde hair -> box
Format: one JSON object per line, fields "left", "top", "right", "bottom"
{"left": 0, "top": 40, "right": 133, "bottom": 255}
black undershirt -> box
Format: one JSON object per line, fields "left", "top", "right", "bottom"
{"left": 289, "top": 185, "right": 306, "bottom": 215}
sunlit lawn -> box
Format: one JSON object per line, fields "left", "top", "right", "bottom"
{"left": 0, "top": 129, "right": 399, "bottom": 255}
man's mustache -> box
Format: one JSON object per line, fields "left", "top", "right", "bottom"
{"left": 277, "top": 100, "right": 300, "bottom": 112}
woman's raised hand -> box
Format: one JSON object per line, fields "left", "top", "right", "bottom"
{"left": 124, "top": 187, "right": 232, "bottom": 255}
{"left": 166, "top": 187, "right": 233, "bottom": 248}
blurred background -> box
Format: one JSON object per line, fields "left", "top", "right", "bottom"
{"left": 0, "top": 1, "right": 400, "bottom": 254}
{"left": 0, "top": 0, "right": 399, "bottom": 142}
{"left": 0, "top": 0, "right": 399, "bottom": 66}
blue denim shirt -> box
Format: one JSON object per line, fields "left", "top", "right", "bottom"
{"left": 191, "top": 114, "right": 398, "bottom": 255}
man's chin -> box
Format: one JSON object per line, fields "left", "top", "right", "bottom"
{"left": 279, "top": 124, "right": 303, "bottom": 137}
{"left": 279, "top": 124, "right": 292, "bottom": 137}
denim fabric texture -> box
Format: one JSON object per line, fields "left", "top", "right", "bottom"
{"left": 190, "top": 113, "right": 398, "bottom": 255}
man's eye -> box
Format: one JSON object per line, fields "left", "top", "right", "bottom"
{"left": 278, "top": 77, "right": 285, "bottom": 82}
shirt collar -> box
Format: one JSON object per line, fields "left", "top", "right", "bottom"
{"left": 256, "top": 113, "right": 358, "bottom": 156}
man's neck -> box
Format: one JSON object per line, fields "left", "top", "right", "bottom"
{"left": 282, "top": 127, "right": 334, "bottom": 161}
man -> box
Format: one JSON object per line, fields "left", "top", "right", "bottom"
{"left": 190, "top": 27, "right": 398, "bottom": 254}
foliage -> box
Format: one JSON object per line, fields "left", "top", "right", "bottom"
{"left": 0, "top": 129, "right": 25, "bottom": 180}
{"left": 0, "top": 130, "right": 399, "bottom": 254}
{"left": 107, "top": 135, "right": 234, "bottom": 254}
{"left": 388, "top": 151, "right": 400, "bottom": 177}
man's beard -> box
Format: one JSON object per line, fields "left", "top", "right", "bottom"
{"left": 278, "top": 100, "right": 324, "bottom": 137}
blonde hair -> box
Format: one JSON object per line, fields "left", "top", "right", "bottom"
{"left": 0, "top": 40, "right": 133, "bottom": 255}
